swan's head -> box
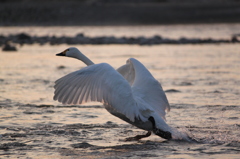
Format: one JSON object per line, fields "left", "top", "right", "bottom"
{"left": 56, "top": 47, "right": 94, "bottom": 66}
{"left": 56, "top": 47, "right": 81, "bottom": 58}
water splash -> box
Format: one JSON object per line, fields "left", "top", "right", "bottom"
{"left": 171, "top": 124, "right": 240, "bottom": 145}
{"left": 170, "top": 126, "right": 198, "bottom": 143}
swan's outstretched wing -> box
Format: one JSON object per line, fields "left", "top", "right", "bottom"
{"left": 54, "top": 63, "right": 147, "bottom": 122}
{"left": 117, "top": 62, "right": 135, "bottom": 85}
{"left": 127, "top": 58, "right": 170, "bottom": 120}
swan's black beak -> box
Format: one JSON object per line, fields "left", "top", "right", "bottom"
{"left": 56, "top": 52, "right": 65, "bottom": 56}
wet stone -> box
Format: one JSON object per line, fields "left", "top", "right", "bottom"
{"left": 2, "top": 133, "right": 27, "bottom": 138}
{"left": 50, "top": 130, "right": 67, "bottom": 135}
{"left": 207, "top": 117, "right": 216, "bottom": 120}
{"left": 0, "top": 144, "right": 9, "bottom": 150}
{"left": 235, "top": 124, "right": 240, "bottom": 127}
{"left": 2, "top": 42, "right": 17, "bottom": 51}
{"left": 213, "top": 90, "right": 222, "bottom": 93}
{"left": 83, "top": 115, "right": 98, "bottom": 118}
{"left": 231, "top": 36, "right": 239, "bottom": 43}
{"left": 0, "top": 142, "right": 27, "bottom": 149}
{"left": 137, "top": 153, "right": 159, "bottom": 157}
{"left": 0, "top": 33, "right": 239, "bottom": 46}
{"left": 71, "top": 142, "right": 94, "bottom": 148}
{"left": 17, "top": 33, "right": 31, "bottom": 40}
{"left": 49, "top": 130, "right": 81, "bottom": 136}
{"left": 57, "top": 65, "right": 66, "bottom": 69}
{"left": 31, "top": 130, "right": 50, "bottom": 135}
{"left": 45, "top": 110, "right": 55, "bottom": 113}
{"left": 6, "top": 127, "right": 21, "bottom": 132}
{"left": 179, "top": 82, "right": 193, "bottom": 86}
{"left": 226, "top": 141, "right": 240, "bottom": 147}
{"left": 67, "top": 130, "right": 81, "bottom": 136}
{"left": 23, "top": 111, "right": 42, "bottom": 114}
{"left": 37, "top": 104, "right": 54, "bottom": 108}
{"left": 165, "top": 89, "right": 181, "bottom": 93}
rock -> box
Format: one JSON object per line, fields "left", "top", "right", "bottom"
{"left": 231, "top": 36, "right": 239, "bottom": 43}
{"left": 213, "top": 90, "right": 222, "bottom": 93}
{"left": 1, "top": 33, "right": 239, "bottom": 46}
{"left": 179, "top": 81, "right": 192, "bottom": 86}
{"left": 57, "top": 65, "right": 66, "bottom": 69}
{"left": 17, "top": 33, "right": 31, "bottom": 40}
{"left": 50, "top": 130, "right": 66, "bottom": 135}
{"left": 2, "top": 133, "right": 27, "bottom": 138}
{"left": 0, "top": 142, "right": 27, "bottom": 150}
{"left": 165, "top": 89, "right": 181, "bottom": 93}
{"left": 76, "top": 33, "right": 84, "bottom": 38}
{"left": 2, "top": 42, "right": 17, "bottom": 51}
{"left": 71, "top": 142, "right": 94, "bottom": 148}
{"left": 0, "top": 144, "right": 9, "bottom": 150}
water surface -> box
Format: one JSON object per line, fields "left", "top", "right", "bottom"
{"left": 0, "top": 25, "right": 240, "bottom": 158}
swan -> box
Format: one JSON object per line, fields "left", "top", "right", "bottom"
{"left": 54, "top": 47, "right": 177, "bottom": 141}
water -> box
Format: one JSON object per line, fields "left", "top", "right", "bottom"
{"left": 0, "top": 24, "right": 240, "bottom": 158}
{"left": 1, "top": 23, "right": 240, "bottom": 38}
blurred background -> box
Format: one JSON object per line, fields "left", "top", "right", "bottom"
{"left": 0, "top": 0, "right": 240, "bottom": 25}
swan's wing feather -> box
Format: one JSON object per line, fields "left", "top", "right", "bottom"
{"left": 128, "top": 58, "right": 170, "bottom": 120}
{"left": 117, "top": 63, "right": 135, "bottom": 85}
{"left": 54, "top": 63, "right": 142, "bottom": 121}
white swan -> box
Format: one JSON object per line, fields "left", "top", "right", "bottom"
{"left": 54, "top": 47, "right": 174, "bottom": 140}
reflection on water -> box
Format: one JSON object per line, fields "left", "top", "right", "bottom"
{"left": 1, "top": 44, "right": 239, "bottom": 106}
{"left": 0, "top": 36, "right": 240, "bottom": 158}
{"left": 0, "top": 23, "right": 240, "bottom": 39}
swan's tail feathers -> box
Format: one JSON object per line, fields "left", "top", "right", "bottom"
{"left": 149, "top": 115, "right": 198, "bottom": 142}
{"left": 154, "top": 129, "right": 172, "bottom": 140}
{"left": 148, "top": 116, "right": 172, "bottom": 140}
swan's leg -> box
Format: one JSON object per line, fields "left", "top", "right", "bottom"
{"left": 148, "top": 116, "right": 172, "bottom": 140}
{"left": 125, "top": 131, "right": 151, "bottom": 141}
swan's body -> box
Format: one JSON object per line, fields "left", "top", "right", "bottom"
{"left": 54, "top": 47, "right": 174, "bottom": 140}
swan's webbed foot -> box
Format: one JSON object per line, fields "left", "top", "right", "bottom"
{"left": 148, "top": 116, "right": 172, "bottom": 140}
{"left": 125, "top": 131, "right": 151, "bottom": 141}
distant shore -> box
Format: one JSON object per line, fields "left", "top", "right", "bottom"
{"left": 1, "top": 32, "right": 239, "bottom": 51}
{"left": 1, "top": 1, "right": 240, "bottom": 26}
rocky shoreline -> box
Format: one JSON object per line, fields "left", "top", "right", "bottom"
{"left": 1, "top": 33, "right": 239, "bottom": 50}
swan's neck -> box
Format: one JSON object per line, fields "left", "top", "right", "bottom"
{"left": 76, "top": 53, "right": 94, "bottom": 66}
